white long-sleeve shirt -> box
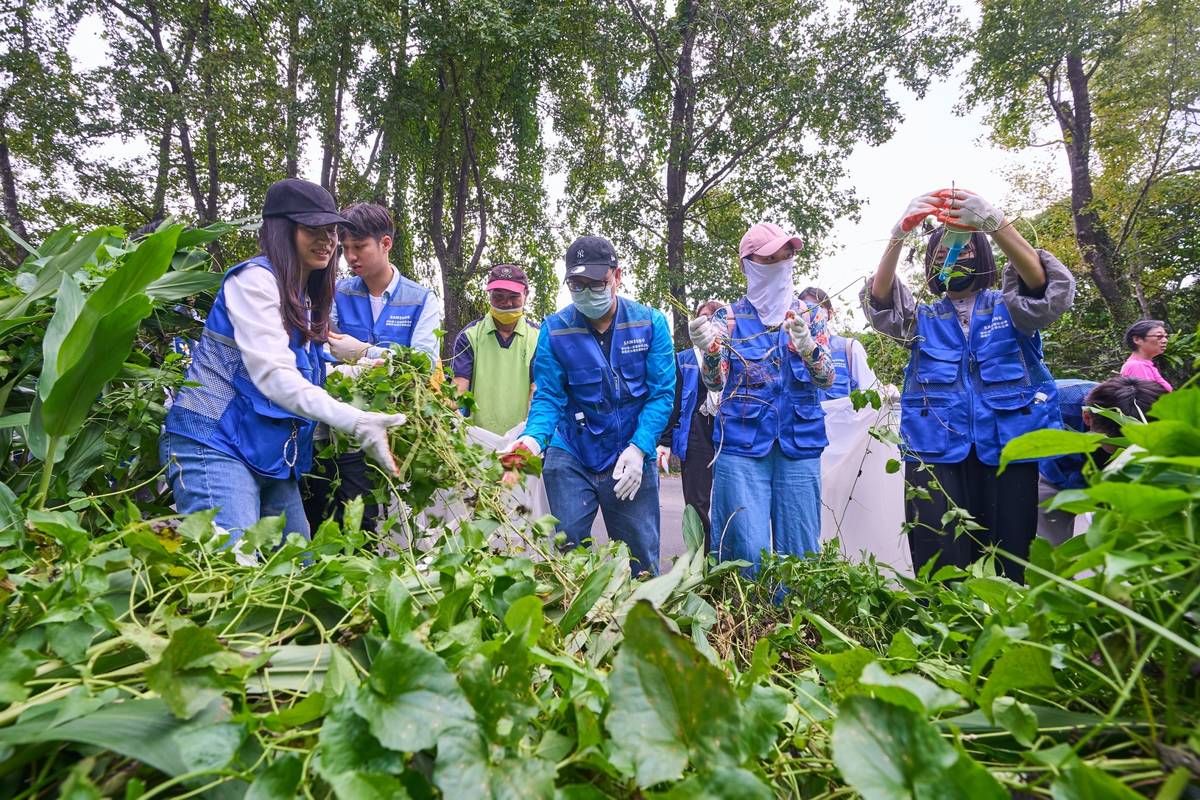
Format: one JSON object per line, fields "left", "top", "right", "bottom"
{"left": 225, "top": 265, "right": 362, "bottom": 434}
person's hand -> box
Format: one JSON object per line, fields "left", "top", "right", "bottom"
{"left": 501, "top": 434, "right": 542, "bottom": 458}
{"left": 502, "top": 420, "right": 527, "bottom": 442}
{"left": 934, "top": 188, "right": 1004, "bottom": 232}
{"left": 328, "top": 331, "right": 370, "bottom": 363}
{"left": 688, "top": 315, "right": 719, "bottom": 352}
{"left": 783, "top": 311, "right": 815, "bottom": 355}
{"left": 612, "top": 444, "right": 645, "bottom": 501}
{"left": 891, "top": 192, "right": 945, "bottom": 238}
{"left": 331, "top": 358, "right": 385, "bottom": 379}
{"left": 353, "top": 411, "right": 408, "bottom": 474}
{"left": 656, "top": 445, "right": 671, "bottom": 473}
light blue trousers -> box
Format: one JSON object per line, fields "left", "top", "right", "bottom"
{"left": 709, "top": 444, "right": 821, "bottom": 573}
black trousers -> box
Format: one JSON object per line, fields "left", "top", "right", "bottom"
{"left": 905, "top": 449, "right": 1038, "bottom": 583}
{"left": 302, "top": 450, "right": 380, "bottom": 534}
{"left": 680, "top": 411, "right": 716, "bottom": 553}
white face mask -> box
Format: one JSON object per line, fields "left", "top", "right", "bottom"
{"left": 742, "top": 257, "right": 796, "bottom": 326}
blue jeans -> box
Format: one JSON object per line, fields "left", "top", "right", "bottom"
{"left": 160, "top": 431, "right": 309, "bottom": 545}
{"left": 710, "top": 444, "right": 821, "bottom": 573}
{"left": 542, "top": 446, "right": 661, "bottom": 576}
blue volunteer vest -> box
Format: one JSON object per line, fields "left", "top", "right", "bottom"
{"left": 1039, "top": 379, "right": 1098, "bottom": 489}
{"left": 670, "top": 349, "right": 702, "bottom": 462}
{"left": 164, "top": 257, "right": 326, "bottom": 479}
{"left": 334, "top": 272, "right": 430, "bottom": 347}
{"left": 822, "top": 334, "right": 859, "bottom": 400}
{"left": 714, "top": 297, "right": 828, "bottom": 459}
{"left": 899, "top": 289, "right": 1061, "bottom": 466}
{"left": 545, "top": 298, "right": 660, "bottom": 473}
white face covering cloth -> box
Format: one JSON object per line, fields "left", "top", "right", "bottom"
{"left": 742, "top": 256, "right": 795, "bottom": 327}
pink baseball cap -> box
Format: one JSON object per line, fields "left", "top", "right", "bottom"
{"left": 485, "top": 263, "right": 528, "bottom": 294}
{"left": 738, "top": 222, "right": 803, "bottom": 260}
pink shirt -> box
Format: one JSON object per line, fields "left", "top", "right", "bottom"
{"left": 1121, "top": 355, "right": 1173, "bottom": 392}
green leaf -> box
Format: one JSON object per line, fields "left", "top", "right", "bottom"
{"left": 999, "top": 428, "right": 1105, "bottom": 472}
{"left": 315, "top": 691, "right": 406, "bottom": 776}
{"left": 58, "top": 759, "right": 103, "bottom": 800}
{"left": 559, "top": 557, "right": 618, "bottom": 632}
{"left": 26, "top": 509, "right": 89, "bottom": 559}
{"left": 832, "top": 696, "right": 1007, "bottom": 800}
{"left": 355, "top": 636, "right": 476, "bottom": 752}
{"left": 1051, "top": 762, "right": 1143, "bottom": 800}
{"left": 1121, "top": 421, "right": 1200, "bottom": 456}
{"left": 1084, "top": 483, "right": 1190, "bottom": 521}
{"left": 682, "top": 504, "right": 705, "bottom": 557}
{"left": 647, "top": 767, "right": 773, "bottom": 799}
{"left": 0, "top": 645, "right": 36, "bottom": 704}
{"left": 324, "top": 773, "right": 411, "bottom": 800}
{"left": 979, "top": 644, "right": 1055, "bottom": 716}
{"left": 0, "top": 482, "right": 20, "bottom": 544}
{"left": 991, "top": 697, "right": 1037, "bottom": 747}
{"left": 504, "top": 594, "right": 544, "bottom": 646}
{"left": 144, "top": 625, "right": 242, "bottom": 719}
{"left": 1149, "top": 388, "right": 1200, "bottom": 428}
{"left": 5, "top": 228, "right": 115, "bottom": 319}
{"left": 858, "top": 662, "right": 964, "bottom": 715}
{"left": 246, "top": 755, "right": 303, "bottom": 800}
{"left": 433, "top": 728, "right": 556, "bottom": 800}
{"left": 174, "top": 722, "right": 245, "bottom": 773}
{"left": 605, "top": 601, "right": 745, "bottom": 787}
{"left": 145, "top": 269, "right": 222, "bottom": 302}
{"left": 739, "top": 684, "right": 789, "bottom": 759}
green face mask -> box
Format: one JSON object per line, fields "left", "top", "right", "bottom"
{"left": 490, "top": 306, "right": 524, "bottom": 325}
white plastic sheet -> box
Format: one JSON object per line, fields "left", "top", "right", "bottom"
{"left": 818, "top": 396, "right": 912, "bottom": 577}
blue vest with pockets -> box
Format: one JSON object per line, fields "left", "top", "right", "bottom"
{"left": 670, "top": 349, "right": 701, "bottom": 461}
{"left": 822, "top": 334, "right": 859, "bottom": 400}
{"left": 1039, "top": 379, "right": 1098, "bottom": 489}
{"left": 900, "top": 289, "right": 1061, "bottom": 466}
{"left": 164, "top": 257, "right": 326, "bottom": 479}
{"left": 714, "top": 297, "right": 828, "bottom": 459}
{"left": 545, "top": 299, "right": 659, "bottom": 473}
{"left": 334, "top": 272, "right": 430, "bottom": 347}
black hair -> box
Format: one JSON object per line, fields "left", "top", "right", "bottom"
{"left": 923, "top": 227, "right": 997, "bottom": 294}
{"left": 800, "top": 286, "right": 833, "bottom": 314}
{"left": 1122, "top": 319, "right": 1167, "bottom": 351}
{"left": 1085, "top": 376, "right": 1166, "bottom": 437}
{"left": 339, "top": 202, "right": 395, "bottom": 242}
{"left": 258, "top": 216, "right": 335, "bottom": 344}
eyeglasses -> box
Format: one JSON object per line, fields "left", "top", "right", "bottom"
{"left": 1145, "top": 334, "right": 1169, "bottom": 340}
{"left": 566, "top": 277, "right": 609, "bottom": 293}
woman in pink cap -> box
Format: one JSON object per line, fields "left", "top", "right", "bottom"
{"left": 687, "top": 222, "right": 835, "bottom": 573}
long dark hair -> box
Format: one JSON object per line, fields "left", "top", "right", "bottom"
{"left": 1123, "top": 319, "right": 1166, "bottom": 351}
{"left": 258, "top": 216, "right": 336, "bottom": 343}
{"left": 923, "top": 227, "right": 997, "bottom": 294}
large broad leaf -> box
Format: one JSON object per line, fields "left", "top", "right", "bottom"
{"left": 0, "top": 697, "right": 228, "bottom": 777}
{"left": 999, "top": 429, "right": 1105, "bottom": 472}
{"left": 246, "top": 754, "right": 303, "bottom": 800}
{"left": 144, "top": 625, "right": 243, "bottom": 719}
{"left": 559, "top": 557, "right": 618, "bottom": 632}
{"left": 433, "top": 728, "right": 556, "bottom": 800}
{"left": 315, "top": 691, "right": 407, "bottom": 777}
{"left": 1149, "top": 388, "right": 1200, "bottom": 428}
{"left": 0, "top": 645, "right": 36, "bottom": 704}
{"left": 354, "top": 635, "right": 476, "bottom": 752}
{"left": 832, "top": 696, "right": 1007, "bottom": 800}
{"left": 1121, "top": 421, "right": 1200, "bottom": 457}
{"left": 1050, "top": 762, "right": 1143, "bottom": 799}
{"left": 978, "top": 644, "right": 1055, "bottom": 716}
{"left": 2, "top": 228, "right": 118, "bottom": 319}
{"left": 605, "top": 600, "right": 746, "bottom": 787}
{"left": 647, "top": 767, "right": 773, "bottom": 799}
{"left": 145, "top": 269, "right": 222, "bottom": 302}
{"left": 1084, "top": 483, "right": 1191, "bottom": 521}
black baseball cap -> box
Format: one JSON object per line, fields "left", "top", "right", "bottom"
{"left": 262, "top": 179, "right": 349, "bottom": 227}
{"left": 564, "top": 236, "right": 618, "bottom": 281}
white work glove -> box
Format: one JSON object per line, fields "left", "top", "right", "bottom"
{"left": 327, "top": 331, "right": 370, "bottom": 363}
{"left": 935, "top": 189, "right": 1004, "bottom": 232}
{"left": 783, "top": 312, "right": 815, "bottom": 356}
{"left": 890, "top": 192, "right": 945, "bottom": 238}
{"left": 331, "top": 357, "right": 385, "bottom": 380}
{"left": 501, "top": 434, "right": 542, "bottom": 458}
{"left": 352, "top": 411, "right": 408, "bottom": 474}
{"left": 612, "top": 444, "right": 645, "bottom": 501}
{"left": 688, "top": 315, "right": 719, "bottom": 353}
{"left": 502, "top": 420, "right": 527, "bottom": 442}
{"left": 656, "top": 445, "right": 671, "bottom": 473}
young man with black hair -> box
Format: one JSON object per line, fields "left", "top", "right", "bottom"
{"left": 1037, "top": 376, "right": 1166, "bottom": 543}
{"left": 303, "top": 202, "right": 440, "bottom": 534}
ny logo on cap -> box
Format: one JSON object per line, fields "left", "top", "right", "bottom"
{"left": 576, "top": 249, "right": 585, "bottom": 260}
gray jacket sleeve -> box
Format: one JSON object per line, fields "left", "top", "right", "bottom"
{"left": 860, "top": 275, "right": 918, "bottom": 344}
{"left": 1001, "top": 250, "right": 1076, "bottom": 336}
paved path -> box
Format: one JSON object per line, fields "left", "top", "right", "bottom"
{"left": 589, "top": 474, "right": 688, "bottom": 573}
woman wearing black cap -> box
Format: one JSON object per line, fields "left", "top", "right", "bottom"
{"left": 160, "top": 179, "right": 406, "bottom": 556}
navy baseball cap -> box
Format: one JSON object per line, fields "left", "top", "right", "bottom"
{"left": 262, "top": 179, "right": 349, "bottom": 227}
{"left": 564, "top": 236, "right": 618, "bottom": 281}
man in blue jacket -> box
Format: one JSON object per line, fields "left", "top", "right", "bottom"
{"left": 508, "top": 236, "right": 675, "bottom": 575}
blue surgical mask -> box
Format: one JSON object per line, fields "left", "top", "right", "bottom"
{"left": 571, "top": 286, "right": 613, "bottom": 319}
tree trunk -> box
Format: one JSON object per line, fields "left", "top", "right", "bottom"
{"left": 0, "top": 115, "right": 30, "bottom": 247}
{"left": 664, "top": 0, "right": 697, "bottom": 349}
{"left": 150, "top": 118, "right": 173, "bottom": 222}
{"left": 1057, "top": 51, "right": 1134, "bottom": 326}
{"left": 200, "top": 0, "right": 218, "bottom": 225}
{"left": 284, "top": 12, "right": 300, "bottom": 178}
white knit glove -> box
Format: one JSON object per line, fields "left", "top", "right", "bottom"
{"left": 353, "top": 412, "right": 408, "bottom": 474}
{"left": 612, "top": 444, "right": 645, "bottom": 501}
{"left": 327, "top": 331, "right": 370, "bottom": 363}
{"left": 783, "top": 313, "right": 815, "bottom": 355}
{"left": 936, "top": 189, "right": 1005, "bottom": 232}
{"left": 688, "top": 315, "right": 719, "bottom": 352}
{"left": 501, "top": 435, "right": 542, "bottom": 457}
{"left": 890, "top": 192, "right": 945, "bottom": 238}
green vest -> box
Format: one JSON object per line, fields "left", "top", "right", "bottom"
{"left": 463, "top": 315, "right": 537, "bottom": 434}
